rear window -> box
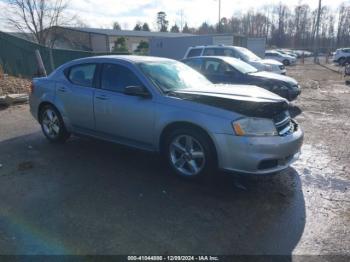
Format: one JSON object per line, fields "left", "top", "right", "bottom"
{"left": 187, "top": 48, "right": 203, "bottom": 57}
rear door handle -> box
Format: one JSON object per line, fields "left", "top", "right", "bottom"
{"left": 57, "top": 87, "right": 67, "bottom": 93}
{"left": 95, "top": 94, "right": 108, "bottom": 100}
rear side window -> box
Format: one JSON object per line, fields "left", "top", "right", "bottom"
{"left": 101, "top": 64, "right": 142, "bottom": 93}
{"left": 68, "top": 64, "right": 96, "bottom": 87}
{"left": 187, "top": 48, "right": 203, "bottom": 57}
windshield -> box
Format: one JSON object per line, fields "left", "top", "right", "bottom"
{"left": 222, "top": 57, "right": 258, "bottom": 74}
{"left": 138, "top": 61, "right": 212, "bottom": 92}
{"left": 236, "top": 47, "right": 261, "bottom": 62}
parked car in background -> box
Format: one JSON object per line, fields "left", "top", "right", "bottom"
{"left": 293, "top": 50, "right": 313, "bottom": 58}
{"left": 184, "top": 45, "right": 286, "bottom": 75}
{"left": 333, "top": 48, "right": 350, "bottom": 66}
{"left": 265, "top": 50, "right": 297, "bottom": 66}
{"left": 29, "top": 56, "right": 303, "bottom": 178}
{"left": 182, "top": 56, "right": 301, "bottom": 101}
{"left": 276, "top": 49, "right": 298, "bottom": 58}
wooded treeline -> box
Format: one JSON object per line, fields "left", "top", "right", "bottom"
{"left": 180, "top": 2, "right": 350, "bottom": 50}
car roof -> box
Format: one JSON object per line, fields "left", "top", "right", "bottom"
{"left": 184, "top": 56, "right": 238, "bottom": 61}
{"left": 183, "top": 56, "right": 248, "bottom": 66}
{"left": 189, "top": 45, "right": 236, "bottom": 49}
{"left": 68, "top": 55, "right": 175, "bottom": 64}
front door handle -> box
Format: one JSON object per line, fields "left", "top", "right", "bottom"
{"left": 57, "top": 87, "right": 67, "bottom": 92}
{"left": 95, "top": 95, "right": 108, "bottom": 100}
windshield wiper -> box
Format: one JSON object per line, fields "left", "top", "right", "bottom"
{"left": 163, "top": 89, "right": 178, "bottom": 96}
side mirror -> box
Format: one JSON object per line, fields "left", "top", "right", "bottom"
{"left": 124, "top": 85, "right": 151, "bottom": 98}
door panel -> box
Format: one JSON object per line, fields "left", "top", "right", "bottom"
{"left": 55, "top": 64, "right": 96, "bottom": 130}
{"left": 94, "top": 63, "right": 155, "bottom": 147}
{"left": 94, "top": 90, "right": 155, "bottom": 146}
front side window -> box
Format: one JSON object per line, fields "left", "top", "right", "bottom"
{"left": 223, "top": 49, "right": 235, "bottom": 57}
{"left": 203, "top": 48, "right": 235, "bottom": 57}
{"left": 203, "top": 48, "right": 216, "bottom": 56}
{"left": 68, "top": 64, "right": 96, "bottom": 87}
{"left": 203, "top": 60, "right": 221, "bottom": 74}
{"left": 101, "top": 64, "right": 142, "bottom": 93}
{"left": 203, "top": 59, "right": 232, "bottom": 75}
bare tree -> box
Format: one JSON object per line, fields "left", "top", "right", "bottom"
{"left": 6, "top": 0, "right": 75, "bottom": 46}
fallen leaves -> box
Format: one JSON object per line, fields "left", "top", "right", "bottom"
{"left": 0, "top": 76, "right": 31, "bottom": 96}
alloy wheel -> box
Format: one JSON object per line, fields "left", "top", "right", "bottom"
{"left": 42, "top": 109, "right": 60, "bottom": 139}
{"left": 169, "top": 135, "right": 206, "bottom": 176}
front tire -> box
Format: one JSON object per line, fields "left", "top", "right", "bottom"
{"left": 283, "top": 59, "right": 290, "bottom": 66}
{"left": 40, "top": 105, "right": 70, "bottom": 143}
{"left": 164, "top": 127, "right": 216, "bottom": 180}
{"left": 338, "top": 57, "right": 346, "bottom": 66}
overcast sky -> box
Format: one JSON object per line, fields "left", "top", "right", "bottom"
{"left": 1, "top": 0, "right": 349, "bottom": 31}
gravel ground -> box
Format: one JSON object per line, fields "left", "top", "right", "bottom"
{"left": 0, "top": 62, "right": 349, "bottom": 256}
{"left": 287, "top": 62, "right": 350, "bottom": 254}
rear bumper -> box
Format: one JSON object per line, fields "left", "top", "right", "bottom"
{"left": 29, "top": 94, "right": 39, "bottom": 122}
{"left": 213, "top": 127, "right": 304, "bottom": 175}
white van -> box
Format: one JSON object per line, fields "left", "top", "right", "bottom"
{"left": 184, "top": 45, "right": 286, "bottom": 75}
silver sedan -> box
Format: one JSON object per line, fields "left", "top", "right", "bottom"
{"left": 29, "top": 56, "right": 303, "bottom": 179}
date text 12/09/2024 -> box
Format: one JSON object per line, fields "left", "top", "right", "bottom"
{"left": 127, "top": 256, "right": 219, "bottom": 261}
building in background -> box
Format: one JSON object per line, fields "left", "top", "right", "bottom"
{"left": 45, "top": 26, "right": 193, "bottom": 52}
{"left": 149, "top": 34, "right": 267, "bottom": 59}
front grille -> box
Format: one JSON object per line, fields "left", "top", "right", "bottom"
{"left": 258, "top": 159, "right": 278, "bottom": 170}
{"left": 274, "top": 111, "right": 296, "bottom": 136}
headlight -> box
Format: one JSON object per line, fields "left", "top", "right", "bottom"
{"left": 265, "top": 65, "right": 273, "bottom": 71}
{"left": 232, "top": 118, "right": 278, "bottom": 136}
{"left": 272, "top": 84, "right": 288, "bottom": 91}
{"left": 280, "top": 85, "right": 290, "bottom": 90}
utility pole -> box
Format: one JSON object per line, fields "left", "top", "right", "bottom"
{"left": 177, "top": 9, "right": 185, "bottom": 31}
{"left": 218, "top": 0, "right": 221, "bottom": 33}
{"left": 314, "top": 0, "right": 322, "bottom": 63}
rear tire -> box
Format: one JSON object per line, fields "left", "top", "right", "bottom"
{"left": 39, "top": 104, "right": 70, "bottom": 143}
{"left": 164, "top": 127, "right": 217, "bottom": 180}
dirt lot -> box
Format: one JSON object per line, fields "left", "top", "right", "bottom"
{"left": 0, "top": 62, "right": 349, "bottom": 256}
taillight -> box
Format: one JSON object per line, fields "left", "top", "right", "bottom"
{"left": 30, "top": 82, "right": 34, "bottom": 94}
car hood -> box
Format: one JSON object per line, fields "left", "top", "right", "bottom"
{"left": 249, "top": 71, "right": 298, "bottom": 86}
{"left": 167, "top": 84, "right": 289, "bottom": 118}
{"left": 260, "top": 59, "right": 283, "bottom": 65}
